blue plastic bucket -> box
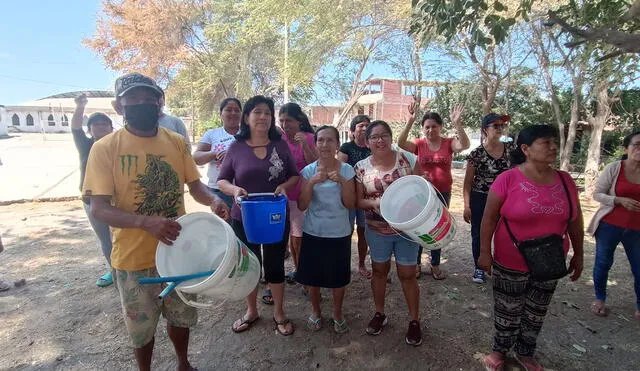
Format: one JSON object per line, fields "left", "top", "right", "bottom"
{"left": 239, "top": 193, "right": 288, "bottom": 244}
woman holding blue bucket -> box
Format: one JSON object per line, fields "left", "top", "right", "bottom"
{"left": 296, "top": 125, "right": 356, "bottom": 334}
{"left": 355, "top": 120, "right": 425, "bottom": 346}
{"left": 217, "top": 95, "right": 300, "bottom": 336}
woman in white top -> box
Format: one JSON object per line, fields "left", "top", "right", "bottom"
{"left": 193, "top": 98, "right": 241, "bottom": 207}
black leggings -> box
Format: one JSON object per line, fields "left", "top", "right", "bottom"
{"left": 231, "top": 219, "right": 290, "bottom": 284}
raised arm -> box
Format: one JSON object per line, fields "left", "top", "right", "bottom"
{"left": 71, "top": 94, "right": 87, "bottom": 131}
{"left": 397, "top": 101, "right": 418, "bottom": 153}
{"left": 450, "top": 104, "right": 470, "bottom": 153}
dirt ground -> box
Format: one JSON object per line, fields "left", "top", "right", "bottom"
{"left": 0, "top": 175, "right": 639, "bottom": 371}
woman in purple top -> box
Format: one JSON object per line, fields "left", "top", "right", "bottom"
{"left": 279, "top": 103, "right": 318, "bottom": 282}
{"left": 218, "top": 96, "right": 300, "bottom": 336}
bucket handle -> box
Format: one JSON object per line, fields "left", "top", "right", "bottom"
{"left": 175, "top": 289, "right": 225, "bottom": 309}
{"left": 384, "top": 181, "right": 455, "bottom": 251}
{"left": 236, "top": 192, "right": 285, "bottom": 204}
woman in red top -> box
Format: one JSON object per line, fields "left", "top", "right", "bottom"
{"left": 588, "top": 130, "right": 640, "bottom": 320}
{"left": 398, "top": 103, "right": 470, "bottom": 279}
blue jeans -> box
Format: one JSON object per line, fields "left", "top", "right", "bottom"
{"left": 417, "top": 191, "right": 451, "bottom": 266}
{"left": 470, "top": 191, "right": 488, "bottom": 268}
{"left": 593, "top": 221, "right": 640, "bottom": 310}
{"left": 365, "top": 227, "right": 419, "bottom": 266}
{"left": 209, "top": 187, "right": 234, "bottom": 208}
{"left": 83, "top": 202, "right": 113, "bottom": 266}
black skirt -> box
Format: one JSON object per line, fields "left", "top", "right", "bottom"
{"left": 295, "top": 233, "right": 351, "bottom": 288}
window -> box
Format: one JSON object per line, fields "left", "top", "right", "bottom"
{"left": 26, "top": 114, "right": 34, "bottom": 126}
{"left": 12, "top": 114, "right": 20, "bottom": 126}
{"left": 364, "top": 82, "right": 381, "bottom": 94}
{"left": 403, "top": 85, "right": 415, "bottom": 96}
{"left": 61, "top": 115, "right": 69, "bottom": 126}
{"left": 48, "top": 114, "right": 55, "bottom": 126}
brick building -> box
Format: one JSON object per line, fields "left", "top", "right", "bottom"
{"left": 308, "top": 78, "right": 437, "bottom": 130}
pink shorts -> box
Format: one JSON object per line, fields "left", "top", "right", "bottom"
{"left": 288, "top": 200, "right": 304, "bottom": 238}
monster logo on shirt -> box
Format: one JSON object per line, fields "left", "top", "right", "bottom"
{"left": 133, "top": 154, "right": 181, "bottom": 218}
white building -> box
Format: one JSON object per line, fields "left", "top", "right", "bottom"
{"left": 1, "top": 91, "right": 123, "bottom": 134}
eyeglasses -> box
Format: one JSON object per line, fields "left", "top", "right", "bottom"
{"left": 488, "top": 123, "right": 507, "bottom": 129}
{"left": 368, "top": 134, "right": 391, "bottom": 142}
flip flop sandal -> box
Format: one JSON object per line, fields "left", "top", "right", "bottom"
{"left": 431, "top": 268, "right": 447, "bottom": 280}
{"left": 96, "top": 272, "right": 114, "bottom": 287}
{"left": 285, "top": 272, "right": 296, "bottom": 284}
{"left": 591, "top": 301, "right": 609, "bottom": 317}
{"left": 332, "top": 318, "right": 350, "bottom": 334}
{"left": 231, "top": 315, "right": 260, "bottom": 333}
{"left": 262, "top": 289, "right": 274, "bottom": 305}
{"left": 273, "top": 317, "right": 294, "bottom": 336}
{"left": 482, "top": 354, "right": 505, "bottom": 371}
{"left": 305, "top": 315, "right": 322, "bottom": 331}
{"left": 515, "top": 354, "right": 544, "bottom": 371}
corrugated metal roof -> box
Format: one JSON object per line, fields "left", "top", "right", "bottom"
{"left": 37, "top": 91, "right": 114, "bottom": 100}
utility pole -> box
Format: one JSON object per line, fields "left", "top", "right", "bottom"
{"left": 283, "top": 19, "right": 289, "bottom": 103}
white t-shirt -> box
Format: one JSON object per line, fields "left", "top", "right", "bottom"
{"left": 200, "top": 127, "right": 236, "bottom": 188}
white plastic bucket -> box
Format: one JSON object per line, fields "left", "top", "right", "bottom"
{"left": 380, "top": 175, "right": 456, "bottom": 251}
{"left": 155, "top": 212, "right": 261, "bottom": 308}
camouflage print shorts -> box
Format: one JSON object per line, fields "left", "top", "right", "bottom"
{"left": 115, "top": 268, "right": 198, "bottom": 348}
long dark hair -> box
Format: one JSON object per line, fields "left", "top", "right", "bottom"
{"left": 511, "top": 125, "right": 559, "bottom": 165}
{"left": 235, "top": 95, "right": 281, "bottom": 141}
{"left": 220, "top": 97, "right": 241, "bottom": 113}
{"left": 279, "top": 103, "right": 314, "bottom": 133}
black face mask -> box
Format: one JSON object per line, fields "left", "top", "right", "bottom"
{"left": 124, "top": 104, "right": 159, "bottom": 131}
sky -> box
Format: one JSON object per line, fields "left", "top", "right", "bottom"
{"left": 0, "top": 1, "right": 120, "bottom": 105}
{"left": 0, "top": 1, "right": 469, "bottom": 107}
{"left": 0, "top": 0, "right": 408, "bottom": 107}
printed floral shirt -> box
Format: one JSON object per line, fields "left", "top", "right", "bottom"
{"left": 354, "top": 151, "right": 413, "bottom": 235}
{"left": 466, "top": 142, "right": 516, "bottom": 193}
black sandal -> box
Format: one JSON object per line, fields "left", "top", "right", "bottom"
{"left": 262, "top": 288, "right": 274, "bottom": 305}
{"left": 273, "top": 317, "right": 294, "bottom": 336}
{"left": 231, "top": 315, "right": 260, "bottom": 333}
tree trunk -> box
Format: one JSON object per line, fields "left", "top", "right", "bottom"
{"left": 531, "top": 26, "right": 566, "bottom": 166}
{"left": 561, "top": 77, "right": 583, "bottom": 171}
{"left": 584, "top": 79, "right": 611, "bottom": 196}
{"left": 412, "top": 37, "right": 423, "bottom": 106}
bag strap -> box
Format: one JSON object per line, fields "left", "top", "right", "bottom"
{"left": 558, "top": 171, "right": 573, "bottom": 236}
{"left": 503, "top": 171, "right": 573, "bottom": 246}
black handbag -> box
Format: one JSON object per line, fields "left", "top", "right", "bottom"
{"left": 503, "top": 172, "right": 572, "bottom": 281}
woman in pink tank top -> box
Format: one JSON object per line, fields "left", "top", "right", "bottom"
{"left": 398, "top": 102, "right": 470, "bottom": 279}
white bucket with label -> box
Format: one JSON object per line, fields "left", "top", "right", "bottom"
{"left": 155, "top": 212, "right": 261, "bottom": 308}
{"left": 380, "top": 175, "right": 456, "bottom": 251}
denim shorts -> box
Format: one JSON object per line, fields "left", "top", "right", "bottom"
{"left": 365, "top": 226, "right": 419, "bottom": 266}
{"left": 349, "top": 209, "right": 366, "bottom": 228}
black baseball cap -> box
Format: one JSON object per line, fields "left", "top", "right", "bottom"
{"left": 482, "top": 113, "right": 510, "bottom": 128}
{"left": 87, "top": 112, "right": 112, "bottom": 128}
{"left": 115, "top": 72, "right": 163, "bottom": 98}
